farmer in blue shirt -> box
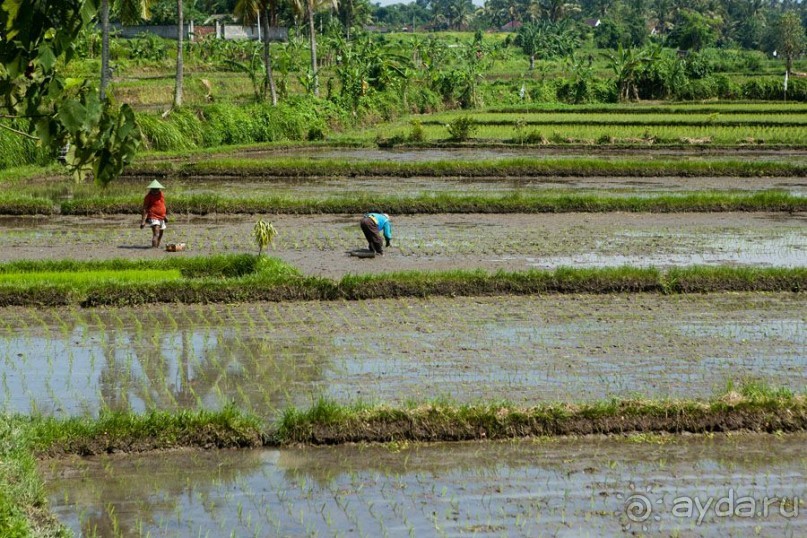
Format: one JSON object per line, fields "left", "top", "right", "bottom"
{"left": 360, "top": 212, "right": 392, "bottom": 255}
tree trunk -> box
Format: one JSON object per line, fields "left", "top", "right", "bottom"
{"left": 261, "top": 9, "right": 278, "bottom": 105}
{"left": 529, "top": 54, "right": 535, "bottom": 70}
{"left": 100, "top": 0, "right": 110, "bottom": 101}
{"left": 174, "top": 0, "right": 184, "bottom": 108}
{"left": 307, "top": 0, "right": 319, "bottom": 97}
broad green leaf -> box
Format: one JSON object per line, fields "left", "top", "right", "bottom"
{"left": 37, "top": 44, "right": 57, "bottom": 72}
{"left": 57, "top": 100, "right": 88, "bottom": 132}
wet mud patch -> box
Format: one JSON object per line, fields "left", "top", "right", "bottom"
{"left": 0, "top": 212, "right": 804, "bottom": 278}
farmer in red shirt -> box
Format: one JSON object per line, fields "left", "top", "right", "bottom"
{"left": 140, "top": 180, "right": 167, "bottom": 248}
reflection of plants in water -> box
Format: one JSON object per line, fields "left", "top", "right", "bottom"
{"left": 48, "top": 450, "right": 267, "bottom": 538}
{"left": 96, "top": 306, "right": 329, "bottom": 418}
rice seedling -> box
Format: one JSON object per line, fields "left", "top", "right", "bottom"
{"left": 128, "top": 156, "right": 807, "bottom": 181}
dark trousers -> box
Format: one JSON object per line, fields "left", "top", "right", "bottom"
{"left": 360, "top": 217, "right": 383, "bottom": 254}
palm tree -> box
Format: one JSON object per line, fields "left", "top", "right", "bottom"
{"left": 292, "top": 0, "right": 339, "bottom": 97}
{"left": 101, "top": 0, "right": 110, "bottom": 101}
{"left": 530, "top": 0, "right": 580, "bottom": 23}
{"left": 100, "top": 0, "right": 151, "bottom": 102}
{"left": 174, "top": 0, "right": 183, "bottom": 107}
{"left": 337, "top": 0, "right": 372, "bottom": 40}
{"left": 235, "top": 0, "right": 279, "bottom": 105}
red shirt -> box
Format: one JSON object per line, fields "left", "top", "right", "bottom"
{"left": 143, "top": 191, "right": 166, "bottom": 220}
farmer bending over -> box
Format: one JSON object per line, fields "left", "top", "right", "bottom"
{"left": 360, "top": 212, "right": 392, "bottom": 255}
{"left": 141, "top": 180, "right": 167, "bottom": 248}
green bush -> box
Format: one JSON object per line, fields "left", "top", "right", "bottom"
{"left": 445, "top": 116, "right": 478, "bottom": 141}
{"left": 528, "top": 81, "right": 559, "bottom": 103}
{"left": 126, "top": 32, "right": 169, "bottom": 61}
{"left": 715, "top": 75, "right": 742, "bottom": 99}
{"left": 409, "top": 120, "right": 425, "bottom": 142}
{"left": 742, "top": 77, "right": 807, "bottom": 101}
{"left": 674, "top": 77, "right": 719, "bottom": 100}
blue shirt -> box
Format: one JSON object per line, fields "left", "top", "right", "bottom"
{"left": 366, "top": 213, "right": 392, "bottom": 240}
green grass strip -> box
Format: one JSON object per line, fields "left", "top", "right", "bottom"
{"left": 0, "top": 254, "right": 294, "bottom": 279}
{"left": 485, "top": 104, "right": 807, "bottom": 115}
{"left": 423, "top": 118, "right": 807, "bottom": 127}
{"left": 0, "top": 195, "right": 56, "bottom": 215}
{"left": 26, "top": 404, "right": 265, "bottom": 457}
{"left": 0, "top": 263, "right": 802, "bottom": 307}
{"left": 273, "top": 384, "right": 806, "bottom": 445}
{"left": 127, "top": 157, "right": 807, "bottom": 179}
{"left": 0, "top": 164, "right": 66, "bottom": 185}
{"left": 57, "top": 191, "right": 807, "bottom": 216}
{"left": 0, "top": 269, "right": 181, "bottom": 288}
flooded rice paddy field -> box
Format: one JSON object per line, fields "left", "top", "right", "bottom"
{"left": 184, "top": 146, "right": 807, "bottom": 164}
{"left": 0, "top": 213, "right": 804, "bottom": 278}
{"left": 42, "top": 433, "right": 807, "bottom": 537}
{"left": 2, "top": 293, "right": 804, "bottom": 419}
{"left": 120, "top": 175, "right": 807, "bottom": 197}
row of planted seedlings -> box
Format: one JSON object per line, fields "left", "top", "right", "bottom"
{"left": 484, "top": 103, "right": 807, "bottom": 114}
{"left": 3, "top": 160, "right": 807, "bottom": 217}
{"left": 4, "top": 190, "right": 807, "bottom": 216}
{"left": 4, "top": 190, "right": 805, "bottom": 217}
{"left": 437, "top": 113, "right": 807, "bottom": 124}
{"left": 387, "top": 119, "right": 807, "bottom": 146}
{"left": 364, "top": 102, "right": 807, "bottom": 146}
{"left": 5, "top": 291, "right": 803, "bottom": 426}
{"left": 7, "top": 154, "right": 807, "bottom": 185}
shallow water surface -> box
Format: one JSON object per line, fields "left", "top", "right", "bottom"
{"left": 2, "top": 294, "right": 805, "bottom": 419}
{"left": 0, "top": 213, "right": 804, "bottom": 278}
{"left": 42, "top": 434, "right": 807, "bottom": 537}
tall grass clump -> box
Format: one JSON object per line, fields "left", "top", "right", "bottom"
{"left": 0, "top": 122, "right": 48, "bottom": 170}
{"left": 136, "top": 113, "right": 197, "bottom": 152}
{"left": 192, "top": 98, "right": 340, "bottom": 148}
{"left": 0, "top": 195, "right": 55, "bottom": 215}
{"left": 0, "top": 416, "right": 57, "bottom": 537}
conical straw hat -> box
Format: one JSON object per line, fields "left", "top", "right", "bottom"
{"left": 147, "top": 180, "right": 165, "bottom": 190}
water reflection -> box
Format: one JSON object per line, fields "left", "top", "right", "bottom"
{"left": 0, "top": 306, "right": 328, "bottom": 419}
{"left": 1, "top": 295, "right": 806, "bottom": 417}
{"left": 42, "top": 434, "right": 807, "bottom": 537}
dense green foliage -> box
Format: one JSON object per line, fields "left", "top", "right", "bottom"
{"left": 0, "top": 0, "right": 141, "bottom": 184}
